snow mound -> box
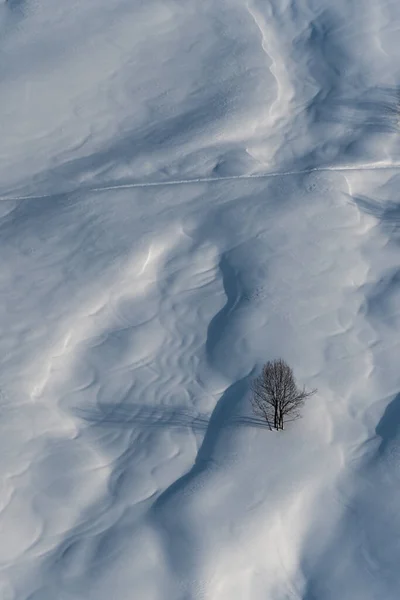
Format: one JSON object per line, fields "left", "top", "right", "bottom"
{"left": 1, "top": 0, "right": 400, "bottom": 598}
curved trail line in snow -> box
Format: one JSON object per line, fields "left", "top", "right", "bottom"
{"left": 1, "top": 161, "right": 400, "bottom": 202}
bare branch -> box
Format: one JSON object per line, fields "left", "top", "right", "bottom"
{"left": 251, "top": 359, "right": 316, "bottom": 430}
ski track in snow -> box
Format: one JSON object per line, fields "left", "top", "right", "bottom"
{"left": 1, "top": 0, "right": 400, "bottom": 599}
{"left": 2, "top": 161, "right": 400, "bottom": 203}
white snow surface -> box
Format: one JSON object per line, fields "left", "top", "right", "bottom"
{"left": 1, "top": 0, "right": 400, "bottom": 598}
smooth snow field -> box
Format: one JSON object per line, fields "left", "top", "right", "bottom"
{"left": 1, "top": 0, "right": 400, "bottom": 598}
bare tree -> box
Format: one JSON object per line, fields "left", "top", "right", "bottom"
{"left": 251, "top": 359, "right": 316, "bottom": 430}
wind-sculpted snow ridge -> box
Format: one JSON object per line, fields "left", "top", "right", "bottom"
{"left": 1, "top": 0, "right": 400, "bottom": 599}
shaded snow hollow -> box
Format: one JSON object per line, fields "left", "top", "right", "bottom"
{"left": 0, "top": 0, "right": 400, "bottom": 598}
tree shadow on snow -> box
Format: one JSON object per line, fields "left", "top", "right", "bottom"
{"left": 149, "top": 376, "right": 251, "bottom": 510}
{"left": 76, "top": 396, "right": 269, "bottom": 433}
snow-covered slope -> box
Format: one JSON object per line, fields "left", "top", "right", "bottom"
{"left": 1, "top": 0, "right": 400, "bottom": 598}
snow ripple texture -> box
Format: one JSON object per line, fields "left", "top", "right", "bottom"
{"left": 0, "top": 0, "right": 400, "bottom": 598}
